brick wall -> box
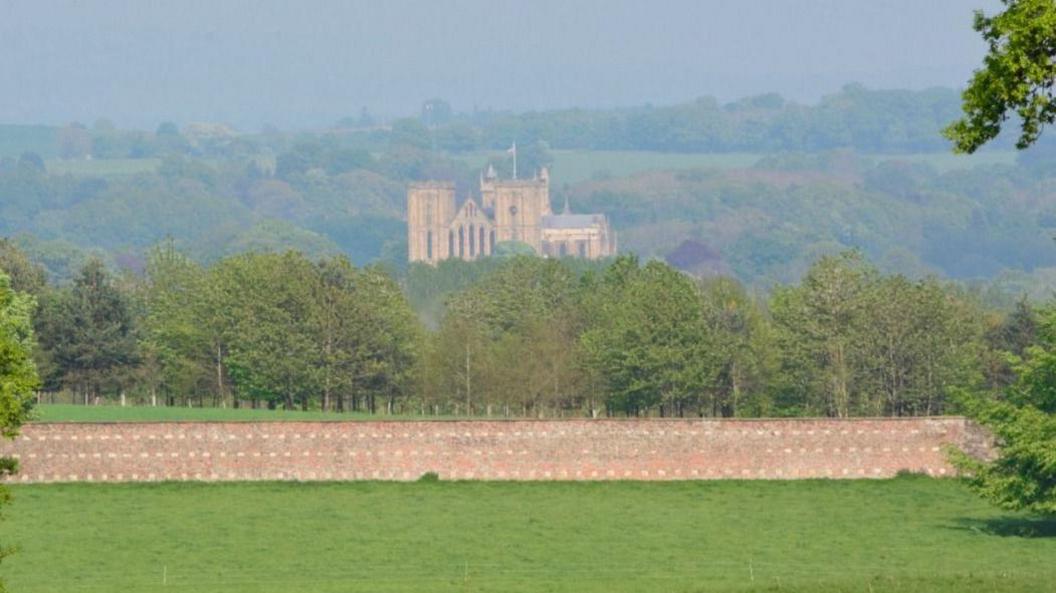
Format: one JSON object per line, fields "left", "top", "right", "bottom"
{"left": 0, "top": 417, "right": 990, "bottom": 483}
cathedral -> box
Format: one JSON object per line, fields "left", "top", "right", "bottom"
{"left": 407, "top": 166, "right": 616, "bottom": 264}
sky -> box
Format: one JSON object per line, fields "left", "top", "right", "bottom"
{"left": 1, "top": 0, "right": 1001, "bottom": 130}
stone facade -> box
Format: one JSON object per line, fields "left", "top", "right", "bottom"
{"left": 0, "top": 417, "right": 989, "bottom": 483}
{"left": 408, "top": 167, "right": 616, "bottom": 264}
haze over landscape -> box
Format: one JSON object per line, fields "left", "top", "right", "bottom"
{"left": 5, "top": 0, "right": 1000, "bottom": 128}
{"left": 5, "top": 2, "right": 1056, "bottom": 593}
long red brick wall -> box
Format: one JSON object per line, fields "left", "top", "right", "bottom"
{"left": 0, "top": 417, "right": 990, "bottom": 483}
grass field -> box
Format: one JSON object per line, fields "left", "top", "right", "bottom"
{"left": 454, "top": 150, "right": 765, "bottom": 185}
{"left": 44, "top": 158, "right": 161, "bottom": 177}
{"left": 454, "top": 149, "right": 1019, "bottom": 187}
{"left": 31, "top": 404, "right": 384, "bottom": 423}
{"left": 3, "top": 477, "right": 1053, "bottom": 592}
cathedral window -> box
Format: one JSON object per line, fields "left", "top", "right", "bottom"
{"left": 469, "top": 224, "right": 476, "bottom": 256}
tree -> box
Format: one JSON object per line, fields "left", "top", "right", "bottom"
{"left": 388, "top": 118, "right": 432, "bottom": 151}
{"left": 698, "top": 277, "right": 775, "bottom": 417}
{"left": 945, "top": 0, "right": 1056, "bottom": 152}
{"left": 771, "top": 252, "right": 874, "bottom": 417}
{"left": 954, "top": 304, "right": 1056, "bottom": 515}
{"left": 858, "top": 277, "right": 982, "bottom": 416}
{"left": 429, "top": 256, "right": 582, "bottom": 416}
{"left": 983, "top": 297, "right": 1039, "bottom": 388}
{"left": 581, "top": 257, "right": 712, "bottom": 416}
{"left": 331, "top": 264, "right": 421, "bottom": 414}
{"left": 0, "top": 238, "right": 46, "bottom": 295}
{"left": 35, "top": 260, "right": 139, "bottom": 402}
{"left": 424, "top": 314, "right": 490, "bottom": 415}
{"left": 141, "top": 243, "right": 214, "bottom": 406}
{"left": 0, "top": 272, "right": 37, "bottom": 434}
{"left": 58, "top": 124, "right": 92, "bottom": 159}
{"left": 155, "top": 122, "right": 179, "bottom": 136}
{"left": 213, "top": 252, "right": 321, "bottom": 410}
{"left": 772, "top": 253, "right": 983, "bottom": 417}
{"left": 0, "top": 271, "right": 38, "bottom": 592}
{"left": 17, "top": 152, "right": 44, "bottom": 173}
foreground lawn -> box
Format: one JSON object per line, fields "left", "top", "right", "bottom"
{"left": 3, "top": 477, "right": 1054, "bottom": 592}
{"left": 32, "top": 404, "right": 384, "bottom": 423}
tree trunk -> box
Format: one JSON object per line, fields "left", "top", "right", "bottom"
{"left": 464, "top": 344, "right": 472, "bottom": 417}
{"left": 215, "top": 345, "right": 225, "bottom": 403}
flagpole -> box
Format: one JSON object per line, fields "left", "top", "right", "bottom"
{"left": 511, "top": 142, "right": 517, "bottom": 180}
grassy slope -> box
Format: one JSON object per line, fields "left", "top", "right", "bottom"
{"left": 4, "top": 478, "right": 1054, "bottom": 592}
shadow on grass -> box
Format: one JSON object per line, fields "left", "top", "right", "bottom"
{"left": 953, "top": 516, "right": 1056, "bottom": 538}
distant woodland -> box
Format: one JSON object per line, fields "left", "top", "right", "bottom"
{"left": 3, "top": 85, "right": 1056, "bottom": 414}
{"left": 3, "top": 85, "right": 1056, "bottom": 305}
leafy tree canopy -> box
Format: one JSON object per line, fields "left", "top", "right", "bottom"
{"left": 946, "top": 0, "right": 1056, "bottom": 152}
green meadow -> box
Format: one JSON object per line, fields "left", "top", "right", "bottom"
{"left": 3, "top": 477, "right": 1054, "bottom": 592}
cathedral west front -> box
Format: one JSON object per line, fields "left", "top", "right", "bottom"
{"left": 407, "top": 166, "right": 616, "bottom": 264}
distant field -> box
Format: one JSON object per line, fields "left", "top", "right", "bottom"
{"left": 44, "top": 157, "right": 160, "bottom": 177}
{"left": 545, "top": 150, "right": 764, "bottom": 185}
{"left": 455, "top": 149, "right": 1019, "bottom": 186}
{"left": 4, "top": 477, "right": 1053, "bottom": 592}
{"left": 32, "top": 404, "right": 386, "bottom": 423}
{"left": 0, "top": 124, "right": 57, "bottom": 159}
{"left": 455, "top": 150, "right": 763, "bottom": 185}
{"left": 873, "top": 150, "right": 1017, "bottom": 172}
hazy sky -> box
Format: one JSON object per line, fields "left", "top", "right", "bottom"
{"left": 2, "top": 0, "right": 1000, "bottom": 130}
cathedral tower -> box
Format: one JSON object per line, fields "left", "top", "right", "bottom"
{"left": 482, "top": 167, "right": 552, "bottom": 252}
{"left": 407, "top": 181, "right": 456, "bottom": 264}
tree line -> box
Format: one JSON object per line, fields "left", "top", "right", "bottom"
{"left": 413, "top": 85, "right": 978, "bottom": 154}
{"left": 3, "top": 240, "right": 420, "bottom": 412}
{"left": 423, "top": 252, "right": 1001, "bottom": 418}
{"left": 1, "top": 237, "right": 1033, "bottom": 418}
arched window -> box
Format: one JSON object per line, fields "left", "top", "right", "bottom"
{"left": 559, "top": 243, "right": 568, "bottom": 257}
{"left": 479, "top": 227, "right": 486, "bottom": 255}
{"left": 448, "top": 230, "right": 455, "bottom": 258}
{"left": 427, "top": 231, "right": 433, "bottom": 260}
{"left": 458, "top": 226, "right": 465, "bottom": 258}
{"left": 577, "top": 241, "right": 586, "bottom": 258}
{"left": 490, "top": 230, "right": 496, "bottom": 252}
{"left": 469, "top": 224, "right": 476, "bottom": 256}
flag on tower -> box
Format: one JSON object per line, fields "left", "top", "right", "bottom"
{"left": 507, "top": 142, "right": 517, "bottom": 179}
